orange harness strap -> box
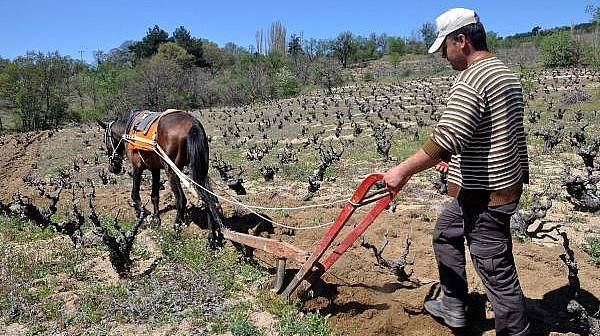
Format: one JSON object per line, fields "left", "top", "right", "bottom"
{"left": 125, "top": 109, "right": 185, "bottom": 151}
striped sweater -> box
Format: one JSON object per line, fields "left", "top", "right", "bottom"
{"left": 422, "top": 56, "right": 529, "bottom": 206}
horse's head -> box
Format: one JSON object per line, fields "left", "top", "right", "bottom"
{"left": 97, "top": 118, "right": 125, "bottom": 175}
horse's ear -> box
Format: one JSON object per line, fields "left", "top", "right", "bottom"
{"left": 97, "top": 119, "right": 107, "bottom": 129}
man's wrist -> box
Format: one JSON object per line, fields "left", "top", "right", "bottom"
{"left": 398, "top": 161, "right": 415, "bottom": 178}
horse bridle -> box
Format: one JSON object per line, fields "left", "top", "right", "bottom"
{"left": 104, "top": 121, "right": 124, "bottom": 164}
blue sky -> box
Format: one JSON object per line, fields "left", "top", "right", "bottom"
{"left": 0, "top": 0, "right": 597, "bottom": 63}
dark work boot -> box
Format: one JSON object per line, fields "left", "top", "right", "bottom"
{"left": 424, "top": 299, "right": 467, "bottom": 328}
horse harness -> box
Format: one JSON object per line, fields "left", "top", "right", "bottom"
{"left": 122, "top": 109, "right": 185, "bottom": 151}
{"left": 104, "top": 120, "right": 125, "bottom": 167}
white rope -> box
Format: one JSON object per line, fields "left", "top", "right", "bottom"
{"left": 212, "top": 182, "right": 350, "bottom": 210}
{"left": 121, "top": 135, "right": 352, "bottom": 211}
{"left": 153, "top": 143, "right": 339, "bottom": 230}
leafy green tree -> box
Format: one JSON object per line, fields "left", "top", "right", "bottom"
{"left": 486, "top": 31, "right": 500, "bottom": 52}
{"left": 309, "top": 57, "right": 343, "bottom": 95}
{"left": 156, "top": 42, "right": 195, "bottom": 68}
{"left": 354, "top": 35, "right": 378, "bottom": 62}
{"left": 389, "top": 52, "right": 402, "bottom": 68}
{"left": 420, "top": 22, "right": 436, "bottom": 51}
{"left": 582, "top": 41, "right": 600, "bottom": 68}
{"left": 274, "top": 66, "right": 301, "bottom": 97}
{"left": 539, "top": 31, "right": 577, "bottom": 67}
{"left": 89, "top": 59, "right": 133, "bottom": 116}
{"left": 129, "top": 25, "right": 170, "bottom": 61}
{"left": 203, "top": 40, "right": 235, "bottom": 74}
{"left": 288, "top": 34, "right": 304, "bottom": 61}
{"left": 580, "top": 5, "right": 600, "bottom": 68}
{"left": 387, "top": 36, "right": 406, "bottom": 55}
{"left": 331, "top": 31, "right": 356, "bottom": 68}
{"left": 0, "top": 52, "right": 72, "bottom": 130}
{"left": 172, "top": 26, "right": 207, "bottom": 67}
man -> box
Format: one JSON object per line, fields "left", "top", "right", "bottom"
{"left": 383, "top": 8, "right": 530, "bottom": 336}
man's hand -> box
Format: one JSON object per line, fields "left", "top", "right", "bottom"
{"left": 435, "top": 162, "right": 449, "bottom": 174}
{"left": 382, "top": 149, "right": 441, "bottom": 192}
{"left": 383, "top": 164, "right": 412, "bottom": 191}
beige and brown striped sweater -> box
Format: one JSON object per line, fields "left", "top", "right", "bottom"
{"left": 422, "top": 56, "right": 529, "bottom": 206}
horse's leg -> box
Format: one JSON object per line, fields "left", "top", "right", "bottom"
{"left": 149, "top": 169, "right": 161, "bottom": 227}
{"left": 131, "top": 164, "right": 144, "bottom": 216}
{"left": 166, "top": 168, "right": 186, "bottom": 232}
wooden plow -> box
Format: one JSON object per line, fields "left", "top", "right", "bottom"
{"left": 222, "top": 173, "right": 397, "bottom": 300}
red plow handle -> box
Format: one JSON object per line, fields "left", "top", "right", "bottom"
{"left": 280, "top": 173, "right": 397, "bottom": 299}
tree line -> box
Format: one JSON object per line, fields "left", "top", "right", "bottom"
{"left": 0, "top": 9, "right": 598, "bottom": 132}
{"left": 0, "top": 22, "right": 436, "bottom": 131}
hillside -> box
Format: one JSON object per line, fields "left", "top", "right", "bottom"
{"left": 1, "top": 55, "right": 600, "bottom": 335}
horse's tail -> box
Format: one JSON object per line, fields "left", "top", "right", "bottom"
{"left": 187, "top": 121, "right": 225, "bottom": 230}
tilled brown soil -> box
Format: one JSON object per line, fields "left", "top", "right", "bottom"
{"left": 258, "top": 202, "right": 600, "bottom": 336}
{"left": 1, "top": 128, "right": 599, "bottom": 336}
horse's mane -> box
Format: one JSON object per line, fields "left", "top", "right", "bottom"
{"left": 117, "top": 109, "right": 137, "bottom": 121}
{"left": 113, "top": 109, "right": 141, "bottom": 128}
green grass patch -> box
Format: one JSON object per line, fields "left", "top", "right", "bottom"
{"left": 390, "top": 132, "right": 422, "bottom": 161}
{"left": 565, "top": 212, "right": 587, "bottom": 224}
{"left": 226, "top": 301, "right": 263, "bottom": 336}
{"left": 41, "top": 300, "right": 63, "bottom": 319}
{"left": 520, "top": 186, "right": 532, "bottom": 211}
{"left": 0, "top": 215, "right": 55, "bottom": 242}
{"left": 277, "top": 310, "right": 330, "bottom": 336}
{"left": 228, "top": 312, "right": 263, "bottom": 336}
{"left": 279, "top": 161, "right": 315, "bottom": 182}
{"left": 257, "top": 293, "right": 331, "bottom": 336}
{"left": 246, "top": 169, "right": 263, "bottom": 181}
{"left": 583, "top": 237, "right": 600, "bottom": 266}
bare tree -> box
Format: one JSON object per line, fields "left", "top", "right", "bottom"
{"left": 268, "top": 21, "right": 287, "bottom": 55}
{"left": 255, "top": 29, "right": 265, "bottom": 55}
{"left": 332, "top": 31, "right": 356, "bottom": 68}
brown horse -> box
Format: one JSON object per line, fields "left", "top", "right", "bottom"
{"left": 98, "top": 110, "right": 224, "bottom": 247}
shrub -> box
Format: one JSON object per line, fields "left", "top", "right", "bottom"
{"left": 277, "top": 311, "right": 330, "bottom": 336}
{"left": 274, "top": 66, "right": 302, "bottom": 98}
{"left": 228, "top": 312, "right": 262, "bottom": 336}
{"left": 583, "top": 237, "right": 600, "bottom": 266}
{"left": 582, "top": 45, "right": 600, "bottom": 69}
{"left": 539, "top": 31, "right": 577, "bottom": 67}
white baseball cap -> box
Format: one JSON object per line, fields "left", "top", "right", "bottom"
{"left": 428, "top": 8, "right": 480, "bottom": 54}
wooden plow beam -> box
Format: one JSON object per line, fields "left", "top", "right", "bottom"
{"left": 221, "top": 173, "right": 396, "bottom": 299}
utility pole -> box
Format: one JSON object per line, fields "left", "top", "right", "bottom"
{"left": 77, "top": 49, "right": 86, "bottom": 62}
